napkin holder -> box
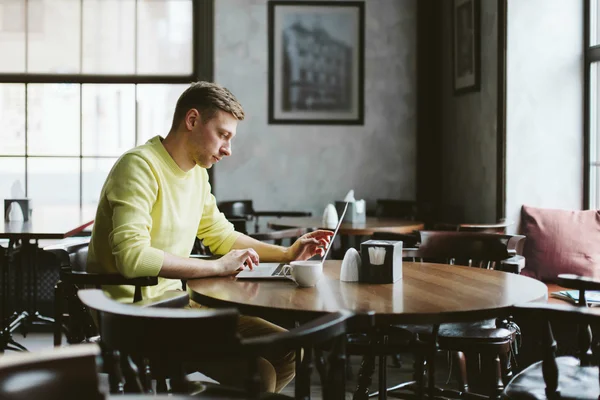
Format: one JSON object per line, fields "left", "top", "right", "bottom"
{"left": 4, "top": 199, "right": 31, "bottom": 222}
{"left": 335, "top": 201, "right": 365, "bottom": 223}
{"left": 359, "top": 240, "right": 403, "bottom": 283}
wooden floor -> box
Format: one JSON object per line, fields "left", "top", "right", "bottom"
{"left": 11, "top": 331, "right": 461, "bottom": 400}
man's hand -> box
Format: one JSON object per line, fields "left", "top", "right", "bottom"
{"left": 216, "top": 248, "right": 260, "bottom": 276}
{"left": 286, "top": 230, "right": 333, "bottom": 261}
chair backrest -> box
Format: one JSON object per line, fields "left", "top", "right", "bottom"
{"left": 78, "top": 289, "right": 241, "bottom": 360}
{"left": 374, "top": 199, "right": 418, "bottom": 220}
{"left": 0, "top": 343, "right": 104, "bottom": 400}
{"left": 510, "top": 302, "right": 600, "bottom": 397}
{"left": 434, "top": 219, "right": 514, "bottom": 234}
{"left": 217, "top": 200, "right": 254, "bottom": 218}
{"left": 45, "top": 238, "right": 91, "bottom": 272}
{"left": 78, "top": 289, "right": 355, "bottom": 397}
{"left": 406, "top": 231, "right": 526, "bottom": 271}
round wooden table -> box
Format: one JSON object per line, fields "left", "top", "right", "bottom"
{"left": 188, "top": 261, "right": 548, "bottom": 325}
{"left": 267, "top": 217, "right": 424, "bottom": 236}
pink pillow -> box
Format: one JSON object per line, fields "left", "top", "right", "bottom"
{"left": 520, "top": 205, "right": 600, "bottom": 282}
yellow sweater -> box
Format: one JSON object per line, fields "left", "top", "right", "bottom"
{"left": 87, "top": 136, "right": 240, "bottom": 302}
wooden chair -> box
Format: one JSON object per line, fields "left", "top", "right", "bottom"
{"left": 0, "top": 343, "right": 104, "bottom": 400}
{"left": 434, "top": 219, "right": 514, "bottom": 234}
{"left": 217, "top": 199, "right": 312, "bottom": 234}
{"left": 0, "top": 343, "right": 218, "bottom": 400}
{"left": 78, "top": 288, "right": 355, "bottom": 399}
{"left": 352, "top": 231, "right": 526, "bottom": 399}
{"left": 503, "top": 301, "right": 600, "bottom": 399}
{"left": 46, "top": 238, "right": 189, "bottom": 346}
{"left": 372, "top": 199, "right": 419, "bottom": 220}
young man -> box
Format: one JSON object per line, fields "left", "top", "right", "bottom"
{"left": 87, "top": 81, "right": 332, "bottom": 393}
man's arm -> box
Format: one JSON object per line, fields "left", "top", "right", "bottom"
{"left": 230, "top": 234, "right": 289, "bottom": 262}
{"left": 159, "top": 230, "right": 332, "bottom": 279}
{"left": 230, "top": 230, "right": 333, "bottom": 263}
{"left": 158, "top": 248, "right": 259, "bottom": 279}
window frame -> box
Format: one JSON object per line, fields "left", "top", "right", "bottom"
{"left": 585, "top": 0, "right": 600, "bottom": 209}
{"left": 0, "top": 0, "right": 214, "bottom": 207}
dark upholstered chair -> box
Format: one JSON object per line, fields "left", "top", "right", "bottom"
{"left": 217, "top": 200, "right": 311, "bottom": 234}
{"left": 46, "top": 238, "right": 188, "bottom": 346}
{"left": 503, "top": 301, "right": 600, "bottom": 400}
{"left": 79, "top": 288, "right": 355, "bottom": 399}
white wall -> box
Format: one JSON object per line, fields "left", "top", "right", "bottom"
{"left": 213, "top": 0, "right": 417, "bottom": 216}
{"left": 505, "top": 0, "right": 583, "bottom": 232}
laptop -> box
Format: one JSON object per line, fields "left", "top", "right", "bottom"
{"left": 236, "top": 202, "right": 349, "bottom": 279}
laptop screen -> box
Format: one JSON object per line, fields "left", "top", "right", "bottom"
{"left": 321, "top": 201, "right": 349, "bottom": 261}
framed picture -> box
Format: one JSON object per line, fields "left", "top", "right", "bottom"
{"left": 452, "top": 0, "right": 480, "bottom": 95}
{"left": 268, "top": 1, "right": 364, "bottom": 125}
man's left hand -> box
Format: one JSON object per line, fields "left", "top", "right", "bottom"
{"left": 286, "top": 230, "right": 334, "bottom": 261}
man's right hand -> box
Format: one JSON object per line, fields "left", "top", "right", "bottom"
{"left": 216, "top": 248, "right": 260, "bottom": 276}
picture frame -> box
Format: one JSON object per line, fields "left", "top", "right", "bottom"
{"left": 268, "top": 1, "right": 364, "bottom": 125}
{"left": 452, "top": 0, "right": 480, "bottom": 95}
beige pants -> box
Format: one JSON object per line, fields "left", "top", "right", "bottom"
{"left": 189, "top": 301, "right": 296, "bottom": 393}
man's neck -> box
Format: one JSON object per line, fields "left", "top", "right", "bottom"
{"left": 161, "top": 132, "right": 195, "bottom": 172}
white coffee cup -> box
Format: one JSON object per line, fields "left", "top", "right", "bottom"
{"left": 283, "top": 260, "right": 323, "bottom": 287}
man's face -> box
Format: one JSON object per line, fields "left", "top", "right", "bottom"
{"left": 187, "top": 109, "right": 238, "bottom": 168}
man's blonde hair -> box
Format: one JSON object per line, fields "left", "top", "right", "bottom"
{"left": 170, "top": 81, "right": 245, "bottom": 131}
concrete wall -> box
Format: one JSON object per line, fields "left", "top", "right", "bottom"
{"left": 213, "top": 0, "right": 417, "bottom": 217}
{"left": 505, "top": 0, "right": 583, "bottom": 232}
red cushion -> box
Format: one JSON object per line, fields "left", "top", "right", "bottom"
{"left": 520, "top": 205, "right": 600, "bottom": 282}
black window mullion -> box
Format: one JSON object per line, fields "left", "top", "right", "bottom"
{"left": 0, "top": 74, "right": 196, "bottom": 84}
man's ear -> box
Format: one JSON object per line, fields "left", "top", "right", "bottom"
{"left": 185, "top": 109, "right": 200, "bottom": 130}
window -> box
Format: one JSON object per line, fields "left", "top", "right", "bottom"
{"left": 0, "top": 0, "right": 213, "bottom": 207}
{"left": 586, "top": 0, "right": 600, "bottom": 208}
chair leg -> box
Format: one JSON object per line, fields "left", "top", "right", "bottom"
{"left": 378, "top": 354, "right": 388, "bottom": 400}
{"left": 327, "top": 337, "right": 347, "bottom": 400}
{"left": 478, "top": 353, "right": 504, "bottom": 398}
{"left": 413, "top": 354, "right": 426, "bottom": 400}
{"left": 500, "top": 349, "right": 512, "bottom": 384}
{"left": 353, "top": 354, "right": 376, "bottom": 400}
{"left": 452, "top": 351, "right": 469, "bottom": 393}
{"left": 296, "top": 347, "right": 313, "bottom": 400}
{"left": 53, "top": 281, "right": 63, "bottom": 347}
{"left": 105, "top": 349, "right": 125, "bottom": 394}
{"left": 491, "top": 354, "right": 504, "bottom": 399}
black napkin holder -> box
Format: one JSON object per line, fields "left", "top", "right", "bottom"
{"left": 359, "top": 240, "right": 403, "bottom": 283}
